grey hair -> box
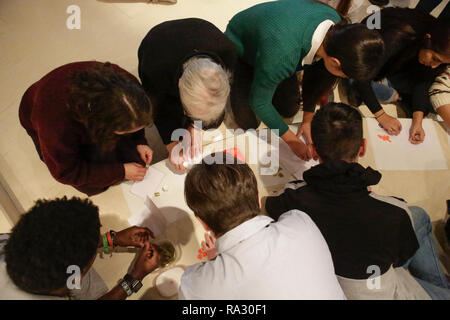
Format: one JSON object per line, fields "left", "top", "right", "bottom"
{"left": 179, "top": 57, "right": 231, "bottom": 126}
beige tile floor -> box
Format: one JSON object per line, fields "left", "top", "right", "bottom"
{"left": 1, "top": 0, "right": 449, "bottom": 299}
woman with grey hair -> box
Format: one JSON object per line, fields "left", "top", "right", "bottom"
{"left": 138, "top": 18, "right": 236, "bottom": 171}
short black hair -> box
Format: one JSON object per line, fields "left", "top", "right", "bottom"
{"left": 324, "top": 23, "right": 385, "bottom": 81}
{"left": 184, "top": 153, "right": 260, "bottom": 237}
{"left": 311, "top": 102, "right": 363, "bottom": 162}
{"left": 4, "top": 197, "right": 101, "bottom": 295}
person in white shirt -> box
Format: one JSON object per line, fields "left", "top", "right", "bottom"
{"left": 179, "top": 152, "right": 346, "bottom": 300}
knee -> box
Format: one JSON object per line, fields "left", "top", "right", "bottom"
{"left": 409, "top": 206, "right": 432, "bottom": 230}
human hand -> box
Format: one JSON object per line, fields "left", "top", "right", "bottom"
{"left": 167, "top": 141, "right": 186, "bottom": 171}
{"left": 136, "top": 145, "right": 153, "bottom": 166}
{"left": 201, "top": 232, "right": 218, "bottom": 261}
{"left": 187, "top": 124, "right": 202, "bottom": 159}
{"left": 124, "top": 162, "right": 147, "bottom": 181}
{"left": 296, "top": 122, "right": 316, "bottom": 160}
{"left": 115, "top": 226, "right": 154, "bottom": 248}
{"left": 409, "top": 122, "right": 425, "bottom": 144}
{"left": 377, "top": 113, "right": 402, "bottom": 135}
{"left": 129, "top": 242, "right": 160, "bottom": 281}
{"left": 287, "top": 138, "right": 311, "bottom": 161}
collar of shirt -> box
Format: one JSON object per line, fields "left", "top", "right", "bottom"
{"left": 302, "top": 19, "right": 335, "bottom": 67}
{"left": 215, "top": 215, "right": 273, "bottom": 253}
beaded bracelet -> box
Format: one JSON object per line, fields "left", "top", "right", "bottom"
{"left": 106, "top": 231, "right": 113, "bottom": 248}
{"left": 102, "top": 234, "right": 110, "bottom": 254}
{"left": 375, "top": 110, "right": 385, "bottom": 119}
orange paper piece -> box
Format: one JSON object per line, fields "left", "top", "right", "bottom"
{"left": 377, "top": 134, "right": 392, "bottom": 143}
{"left": 224, "top": 148, "right": 245, "bottom": 162}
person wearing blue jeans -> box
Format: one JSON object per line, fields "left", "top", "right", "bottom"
{"left": 405, "top": 206, "right": 450, "bottom": 299}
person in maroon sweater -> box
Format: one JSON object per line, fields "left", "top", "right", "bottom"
{"left": 19, "top": 61, "right": 154, "bottom": 196}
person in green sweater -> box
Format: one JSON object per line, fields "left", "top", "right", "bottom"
{"left": 225, "top": 0, "right": 384, "bottom": 161}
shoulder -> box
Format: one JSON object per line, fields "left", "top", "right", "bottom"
{"left": 276, "top": 208, "right": 317, "bottom": 230}
{"left": 180, "top": 259, "right": 226, "bottom": 299}
{"left": 368, "top": 192, "right": 413, "bottom": 223}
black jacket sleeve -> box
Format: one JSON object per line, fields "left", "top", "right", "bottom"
{"left": 352, "top": 80, "right": 383, "bottom": 114}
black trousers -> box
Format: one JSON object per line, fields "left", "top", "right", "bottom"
{"left": 230, "top": 58, "right": 301, "bottom": 130}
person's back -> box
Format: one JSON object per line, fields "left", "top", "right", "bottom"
{"left": 265, "top": 103, "right": 433, "bottom": 299}
{"left": 179, "top": 153, "right": 345, "bottom": 300}
{"left": 181, "top": 210, "right": 345, "bottom": 299}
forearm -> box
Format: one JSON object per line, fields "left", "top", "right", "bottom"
{"left": 281, "top": 129, "right": 298, "bottom": 144}
{"left": 353, "top": 80, "right": 383, "bottom": 114}
{"left": 301, "top": 111, "right": 314, "bottom": 124}
{"left": 412, "top": 111, "right": 424, "bottom": 124}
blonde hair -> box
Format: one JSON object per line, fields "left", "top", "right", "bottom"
{"left": 179, "top": 57, "right": 230, "bottom": 127}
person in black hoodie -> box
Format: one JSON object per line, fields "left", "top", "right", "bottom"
{"left": 265, "top": 102, "right": 450, "bottom": 299}
{"left": 138, "top": 18, "right": 237, "bottom": 170}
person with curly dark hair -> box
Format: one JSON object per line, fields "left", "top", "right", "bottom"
{"left": 0, "top": 197, "right": 160, "bottom": 300}
{"left": 19, "top": 61, "right": 154, "bottom": 196}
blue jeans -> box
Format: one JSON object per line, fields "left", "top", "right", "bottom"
{"left": 404, "top": 206, "right": 450, "bottom": 300}
{"left": 349, "top": 79, "right": 398, "bottom": 103}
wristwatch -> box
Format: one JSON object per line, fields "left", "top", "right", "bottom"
{"left": 124, "top": 274, "right": 143, "bottom": 294}
{"left": 119, "top": 278, "right": 133, "bottom": 297}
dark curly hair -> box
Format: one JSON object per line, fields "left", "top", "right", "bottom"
{"left": 4, "top": 197, "right": 101, "bottom": 295}
{"left": 69, "top": 62, "right": 152, "bottom": 151}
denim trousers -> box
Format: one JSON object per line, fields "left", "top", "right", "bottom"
{"left": 404, "top": 206, "right": 450, "bottom": 300}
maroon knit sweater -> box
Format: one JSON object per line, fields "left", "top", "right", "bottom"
{"left": 19, "top": 61, "right": 148, "bottom": 196}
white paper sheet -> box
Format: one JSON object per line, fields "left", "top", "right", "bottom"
{"left": 128, "top": 196, "right": 167, "bottom": 237}
{"left": 366, "top": 118, "right": 448, "bottom": 170}
{"left": 131, "top": 167, "right": 165, "bottom": 199}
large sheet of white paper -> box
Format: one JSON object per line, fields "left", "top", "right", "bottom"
{"left": 131, "top": 167, "right": 165, "bottom": 199}
{"left": 366, "top": 118, "right": 447, "bottom": 170}
{"left": 128, "top": 196, "right": 167, "bottom": 238}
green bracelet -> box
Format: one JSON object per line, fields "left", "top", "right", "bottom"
{"left": 102, "top": 234, "right": 109, "bottom": 254}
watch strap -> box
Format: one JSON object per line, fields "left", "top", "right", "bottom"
{"left": 124, "top": 274, "right": 143, "bottom": 293}
{"left": 119, "top": 279, "right": 133, "bottom": 296}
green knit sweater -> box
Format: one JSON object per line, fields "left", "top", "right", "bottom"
{"left": 225, "top": 0, "right": 340, "bottom": 135}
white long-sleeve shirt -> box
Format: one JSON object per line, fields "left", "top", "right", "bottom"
{"left": 179, "top": 211, "right": 346, "bottom": 300}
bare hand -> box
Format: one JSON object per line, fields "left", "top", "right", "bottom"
{"left": 136, "top": 145, "right": 153, "bottom": 165}
{"left": 187, "top": 124, "right": 202, "bottom": 159}
{"left": 167, "top": 141, "right": 186, "bottom": 171}
{"left": 296, "top": 122, "right": 316, "bottom": 160}
{"left": 409, "top": 122, "right": 425, "bottom": 144}
{"left": 115, "top": 226, "right": 154, "bottom": 248}
{"left": 378, "top": 114, "right": 402, "bottom": 135}
{"left": 287, "top": 138, "right": 311, "bottom": 161}
{"left": 129, "top": 242, "right": 160, "bottom": 281}
{"left": 201, "top": 232, "right": 218, "bottom": 261}
{"left": 124, "top": 162, "right": 147, "bottom": 181}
